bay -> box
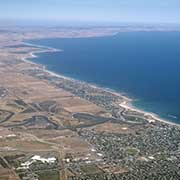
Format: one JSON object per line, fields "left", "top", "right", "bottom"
{"left": 28, "top": 32, "right": 180, "bottom": 123}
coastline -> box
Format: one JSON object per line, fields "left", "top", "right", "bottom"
{"left": 21, "top": 41, "right": 180, "bottom": 128}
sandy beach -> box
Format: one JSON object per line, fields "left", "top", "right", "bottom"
{"left": 21, "top": 42, "right": 180, "bottom": 128}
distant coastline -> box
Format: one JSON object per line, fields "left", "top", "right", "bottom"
{"left": 20, "top": 40, "right": 180, "bottom": 127}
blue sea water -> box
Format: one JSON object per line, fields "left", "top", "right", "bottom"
{"left": 27, "top": 32, "right": 180, "bottom": 124}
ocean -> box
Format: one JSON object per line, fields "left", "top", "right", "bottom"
{"left": 27, "top": 31, "right": 180, "bottom": 124}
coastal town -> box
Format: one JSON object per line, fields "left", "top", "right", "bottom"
{"left": 0, "top": 27, "right": 180, "bottom": 180}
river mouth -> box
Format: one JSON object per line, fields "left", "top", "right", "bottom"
{"left": 72, "top": 112, "right": 148, "bottom": 127}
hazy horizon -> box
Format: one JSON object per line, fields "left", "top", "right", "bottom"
{"left": 1, "top": 0, "right": 180, "bottom": 26}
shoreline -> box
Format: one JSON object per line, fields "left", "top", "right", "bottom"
{"left": 21, "top": 41, "right": 180, "bottom": 128}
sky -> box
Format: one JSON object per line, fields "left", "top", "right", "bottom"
{"left": 0, "top": 0, "right": 180, "bottom": 25}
